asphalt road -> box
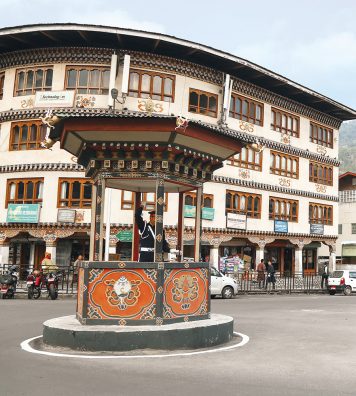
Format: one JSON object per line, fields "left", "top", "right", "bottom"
{"left": 1, "top": 294, "right": 356, "bottom": 396}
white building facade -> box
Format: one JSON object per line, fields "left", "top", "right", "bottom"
{"left": 0, "top": 24, "right": 355, "bottom": 275}
{"left": 318, "top": 172, "right": 356, "bottom": 268}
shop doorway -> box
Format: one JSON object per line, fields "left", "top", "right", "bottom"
{"left": 284, "top": 248, "right": 294, "bottom": 275}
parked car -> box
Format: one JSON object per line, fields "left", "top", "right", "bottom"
{"left": 327, "top": 270, "right": 356, "bottom": 296}
{"left": 210, "top": 267, "right": 238, "bottom": 299}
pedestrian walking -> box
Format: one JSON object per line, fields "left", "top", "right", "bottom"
{"left": 256, "top": 259, "right": 266, "bottom": 289}
{"left": 266, "top": 260, "right": 276, "bottom": 291}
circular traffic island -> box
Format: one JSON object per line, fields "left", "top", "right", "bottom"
{"left": 43, "top": 314, "right": 234, "bottom": 352}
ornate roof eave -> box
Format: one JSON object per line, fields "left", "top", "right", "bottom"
{"left": 213, "top": 175, "right": 339, "bottom": 202}
{"left": 0, "top": 45, "right": 346, "bottom": 129}
{"left": 0, "top": 108, "right": 340, "bottom": 166}
{"left": 0, "top": 24, "right": 355, "bottom": 121}
{"left": 0, "top": 223, "right": 337, "bottom": 241}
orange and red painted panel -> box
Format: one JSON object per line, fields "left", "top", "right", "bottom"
{"left": 86, "top": 269, "right": 157, "bottom": 320}
{"left": 163, "top": 268, "right": 208, "bottom": 319}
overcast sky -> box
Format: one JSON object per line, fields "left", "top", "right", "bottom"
{"left": 1, "top": 0, "right": 356, "bottom": 110}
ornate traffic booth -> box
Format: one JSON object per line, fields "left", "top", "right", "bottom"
{"left": 43, "top": 110, "right": 242, "bottom": 350}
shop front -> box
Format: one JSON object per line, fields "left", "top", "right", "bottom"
{"left": 264, "top": 240, "right": 295, "bottom": 275}
{"left": 302, "top": 242, "right": 321, "bottom": 274}
{"left": 219, "top": 239, "right": 256, "bottom": 272}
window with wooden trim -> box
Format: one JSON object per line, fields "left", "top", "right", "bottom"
{"left": 58, "top": 178, "right": 92, "bottom": 208}
{"left": 65, "top": 66, "right": 110, "bottom": 94}
{"left": 121, "top": 191, "right": 168, "bottom": 211}
{"left": 270, "top": 108, "right": 299, "bottom": 137}
{"left": 229, "top": 94, "right": 263, "bottom": 126}
{"left": 269, "top": 197, "right": 298, "bottom": 222}
{"left": 6, "top": 178, "right": 44, "bottom": 207}
{"left": 228, "top": 147, "right": 262, "bottom": 171}
{"left": 309, "top": 203, "right": 333, "bottom": 225}
{"left": 14, "top": 67, "right": 53, "bottom": 96}
{"left": 0, "top": 72, "right": 4, "bottom": 100}
{"left": 188, "top": 88, "right": 218, "bottom": 118}
{"left": 184, "top": 192, "right": 214, "bottom": 208}
{"left": 225, "top": 190, "right": 261, "bottom": 219}
{"left": 309, "top": 162, "right": 333, "bottom": 186}
{"left": 270, "top": 151, "right": 299, "bottom": 179}
{"left": 9, "top": 121, "right": 47, "bottom": 151}
{"left": 128, "top": 69, "right": 175, "bottom": 102}
{"left": 309, "top": 122, "right": 333, "bottom": 148}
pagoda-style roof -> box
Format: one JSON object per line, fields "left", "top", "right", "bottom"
{"left": 46, "top": 110, "right": 242, "bottom": 193}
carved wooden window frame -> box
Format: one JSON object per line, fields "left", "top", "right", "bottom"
{"left": 9, "top": 120, "right": 47, "bottom": 151}
{"left": 6, "top": 178, "right": 44, "bottom": 208}
{"left": 309, "top": 161, "right": 333, "bottom": 186}
{"left": 225, "top": 190, "right": 261, "bottom": 219}
{"left": 57, "top": 178, "right": 93, "bottom": 209}
{"left": 128, "top": 69, "right": 175, "bottom": 102}
{"left": 188, "top": 88, "right": 218, "bottom": 118}
{"left": 309, "top": 202, "right": 333, "bottom": 225}
{"left": 14, "top": 66, "right": 53, "bottom": 96}
{"left": 309, "top": 122, "right": 333, "bottom": 148}
{"left": 228, "top": 146, "right": 262, "bottom": 171}
{"left": 184, "top": 192, "right": 214, "bottom": 208}
{"left": 269, "top": 197, "right": 299, "bottom": 222}
{"left": 229, "top": 93, "right": 264, "bottom": 126}
{"left": 121, "top": 191, "right": 168, "bottom": 211}
{"left": 64, "top": 65, "right": 110, "bottom": 95}
{"left": 270, "top": 150, "right": 299, "bottom": 179}
{"left": 271, "top": 107, "right": 300, "bottom": 137}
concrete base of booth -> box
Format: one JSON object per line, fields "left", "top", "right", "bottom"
{"left": 43, "top": 314, "right": 234, "bottom": 351}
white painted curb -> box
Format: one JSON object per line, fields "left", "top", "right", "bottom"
{"left": 21, "top": 332, "right": 249, "bottom": 359}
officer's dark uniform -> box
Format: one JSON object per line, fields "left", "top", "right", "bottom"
{"left": 135, "top": 207, "right": 170, "bottom": 262}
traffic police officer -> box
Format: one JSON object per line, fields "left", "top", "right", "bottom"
{"left": 135, "top": 203, "right": 170, "bottom": 262}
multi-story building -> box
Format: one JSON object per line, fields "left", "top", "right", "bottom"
{"left": 330, "top": 172, "right": 356, "bottom": 267}
{"left": 0, "top": 24, "right": 355, "bottom": 275}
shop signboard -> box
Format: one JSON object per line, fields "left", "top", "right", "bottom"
{"left": 34, "top": 91, "right": 74, "bottom": 108}
{"left": 6, "top": 204, "right": 40, "bottom": 223}
{"left": 226, "top": 213, "right": 247, "bottom": 230}
{"left": 183, "top": 205, "right": 215, "bottom": 220}
{"left": 310, "top": 223, "right": 324, "bottom": 235}
{"left": 116, "top": 230, "right": 133, "bottom": 242}
{"left": 57, "top": 209, "right": 76, "bottom": 223}
{"left": 274, "top": 220, "right": 288, "bottom": 233}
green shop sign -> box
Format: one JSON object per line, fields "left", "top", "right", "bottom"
{"left": 116, "top": 230, "right": 133, "bottom": 242}
{"left": 184, "top": 205, "right": 215, "bottom": 220}
{"left": 7, "top": 204, "right": 40, "bottom": 223}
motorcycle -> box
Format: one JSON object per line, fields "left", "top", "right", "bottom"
{"left": 0, "top": 265, "right": 18, "bottom": 299}
{"left": 27, "top": 270, "right": 62, "bottom": 300}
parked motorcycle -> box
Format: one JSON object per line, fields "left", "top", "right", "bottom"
{"left": 27, "top": 270, "right": 62, "bottom": 300}
{"left": 0, "top": 265, "right": 18, "bottom": 299}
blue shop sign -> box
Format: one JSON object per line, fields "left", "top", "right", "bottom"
{"left": 7, "top": 204, "right": 40, "bottom": 223}
{"left": 274, "top": 220, "right": 288, "bottom": 233}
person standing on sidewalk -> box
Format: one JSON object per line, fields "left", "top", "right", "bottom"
{"left": 256, "top": 259, "right": 266, "bottom": 289}
{"left": 321, "top": 263, "right": 329, "bottom": 289}
{"left": 266, "top": 260, "right": 276, "bottom": 291}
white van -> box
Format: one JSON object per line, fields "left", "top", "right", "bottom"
{"left": 210, "top": 267, "right": 238, "bottom": 299}
{"left": 328, "top": 270, "right": 356, "bottom": 295}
